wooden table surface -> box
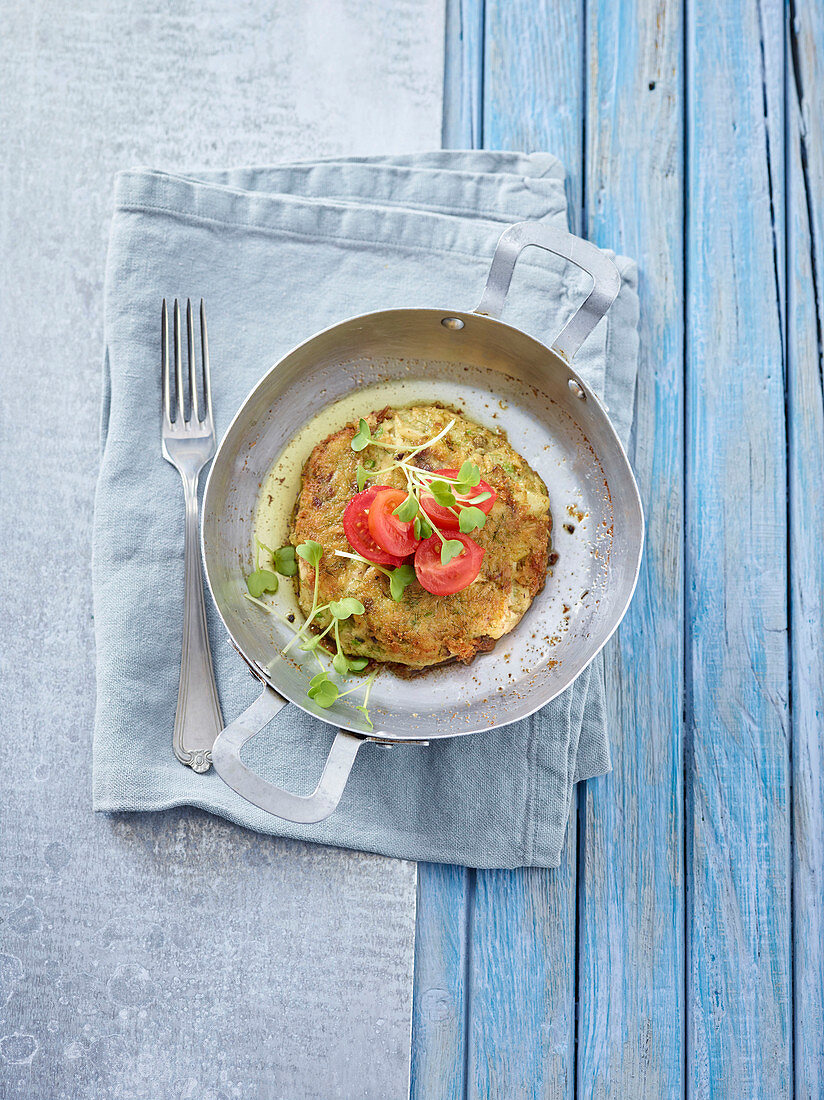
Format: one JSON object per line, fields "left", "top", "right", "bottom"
{"left": 2, "top": 0, "right": 822, "bottom": 1097}
{"left": 412, "top": 1, "right": 823, "bottom": 1097}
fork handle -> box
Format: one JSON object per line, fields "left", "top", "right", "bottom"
{"left": 174, "top": 469, "right": 223, "bottom": 772}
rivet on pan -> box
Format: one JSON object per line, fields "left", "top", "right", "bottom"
{"left": 568, "top": 378, "right": 586, "bottom": 400}
{"left": 441, "top": 316, "right": 465, "bottom": 331}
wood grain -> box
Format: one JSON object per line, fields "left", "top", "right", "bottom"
{"left": 412, "top": 3, "right": 480, "bottom": 1095}
{"left": 483, "top": 0, "right": 584, "bottom": 219}
{"left": 685, "top": 0, "right": 791, "bottom": 1093}
{"left": 465, "top": 3, "right": 582, "bottom": 1096}
{"left": 467, "top": 863, "right": 578, "bottom": 1099}
{"left": 787, "top": 3, "right": 824, "bottom": 1096}
{"left": 435, "top": 3, "right": 823, "bottom": 1097}
{"left": 442, "top": 0, "right": 485, "bottom": 148}
{"left": 576, "top": 0, "right": 685, "bottom": 1094}
{"left": 412, "top": 864, "right": 470, "bottom": 1100}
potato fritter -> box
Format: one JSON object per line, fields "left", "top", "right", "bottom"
{"left": 289, "top": 404, "right": 552, "bottom": 674}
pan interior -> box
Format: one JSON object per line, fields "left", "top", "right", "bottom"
{"left": 202, "top": 309, "right": 642, "bottom": 741}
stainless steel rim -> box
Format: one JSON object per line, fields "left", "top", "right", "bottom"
{"left": 201, "top": 306, "right": 644, "bottom": 741}
{"left": 201, "top": 221, "right": 643, "bottom": 824}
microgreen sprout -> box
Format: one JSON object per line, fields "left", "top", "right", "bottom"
{"left": 428, "top": 480, "right": 457, "bottom": 507}
{"left": 246, "top": 568, "right": 279, "bottom": 597}
{"left": 243, "top": 591, "right": 273, "bottom": 613}
{"left": 349, "top": 415, "right": 498, "bottom": 569}
{"left": 440, "top": 539, "right": 465, "bottom": 565}
{"left": 459, "top": 506, "right": 487, "bottom": 534}
{"left": 354, "top": 670, "right": 379, "bottom": 729}
{"left": 296, "top": 539, "right": 323, "bottom": 569}
{"left": 389, "top": 564, "right": 417, "bottom": 600}
{"left": 329, "top": 597, "right": 365, "bottom": 619}
{"left": 245, "top": 540, "right": 300, "bottom": 599}
{"left": 271, "top": 545, "right": 297, "bottom": 576}
{"left": 351, "top": 418, "right": 372, "bottom": 451}
{"left": 281, "top": 540, "right": 324, "bottom": 654}
{"left": 247, "top": 539, "right": 377, "bottom": 723}
{"left": 332, "top": 615, "right": 369, "bottom": 675}
{"left": 457, "top": 460, "right": 482, "bottom": 490}
{"left": 334, "top": 550, "right": 417, "bottom": 602}
{"left": 393, "top": 493, "right": 419, "bottom": 522}
{"left": 351, "top": 418, "right": 392, "bottom": 452}
{"left": 413, "top": 514, "right": 433, "bottom": 540}
{"left": 307, "top": 671, "right": 339, "bottom": 708}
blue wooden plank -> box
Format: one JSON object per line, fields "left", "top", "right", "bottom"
{"left": 442, "top": 0, "right": 485, "bottom": 148}
{"left": 686, "top": 0, "right": 791, "bottom": 1094}
{"left": 412, "top": 4, "right": 481, "bottom": 1095}
{"left": 787, "top": 4, "right": 824, "bottom": 1095}
{"left": 467, "top": 861, "right": 578, "bottom": 1099}
{"left": 576, "top": 0, "right": 685, "bottom": 1094}
{"left": 464, "top": 3, "right": 582, "bottom": 1097}
{"left": 411, "top": 863, "right": 470, "bottom": 1099}
{"left": 483, "top": 0, "right": 583, "bottom": 220}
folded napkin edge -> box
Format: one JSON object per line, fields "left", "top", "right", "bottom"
{"left": 111, "top": 168, "right": 637, "bottom": 282}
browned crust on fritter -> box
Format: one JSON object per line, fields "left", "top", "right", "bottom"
{"left": 384, "top": 629, "right": 509, "bottom": 679}
{"left": 289, "top": 404, "right": 552, "bottom": 672}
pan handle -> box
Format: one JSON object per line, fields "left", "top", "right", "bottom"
{"left": 211, "top": 684, "right": 365, "bottom": 823}
{"left": 474, "top": 221, "right": 621, "bottom": 362}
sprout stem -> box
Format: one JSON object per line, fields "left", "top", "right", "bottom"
{"left": 334, "top": 549, "right": 391, "bottom": 577}
{"left": 243, "top": 592, "right": 272, "bottom": 613}
{"left": 404, "top": 418, "right": 456, "bottom": 458}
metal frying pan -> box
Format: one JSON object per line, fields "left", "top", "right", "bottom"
{"left": 201, "top": 222, "right": 644, "bottom": 823}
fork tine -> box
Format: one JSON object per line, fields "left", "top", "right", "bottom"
{"left": 161, "top": 299, "right": 172, "bottom": 426}
{"left": 200, "top": 300, "right": 213, "bottom": 427}
{"left": 186, "top": 299, "right": 201, "bottom": 422}
{"left": 173, "top": 299, "right": 185, "bottom": 423}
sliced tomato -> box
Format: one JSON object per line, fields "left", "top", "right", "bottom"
{"left": 414, "top": 533, "right": 485, "bottom": 595}
{"left": 367, "top": 488, "right": 421, "bottom": 557}
{"left": 343, "top": 486, "right": 407, "bottom": 567}
{"left": 419, "top": 468, "right": 497, "bottom": 529}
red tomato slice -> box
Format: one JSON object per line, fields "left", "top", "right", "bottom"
{"left": 367, "top": 489, "right": 421, "bottom": 558}
{"left": 419, "top": 468, "right": 497, "bottom": 530}
{"left": 414, "top": 533, "right": 485, "bottom": 595}
{"left": 343, "top": 486, "right": 407, "bottom": 567}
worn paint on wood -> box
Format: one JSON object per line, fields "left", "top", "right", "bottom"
{"left": 413, "top": 4, "right": 479, "bottom": 1096}
{"left": 428, "top": 2, "right": 824, "bottom": 1098}
{"left": 411, "top": 864, "right": 470, "bottom": 1100}
{"left": 577, "top": 0, "right": 685, "bottom": 1095}
{"left": 787, "top": 3, "right": 824, "bottom": 1096}
{"left": 468, "top": 3, "right": 582, "bottom": 1097}
{"left": 686, "top": 0, "right": 791, "bottom": 1093}
{"left": 5, "top": 0, "right": 823, "bottom": 1095}
{"left": 442, "top": 0, "right": 484, "bottom": 148}
{"left": 484, "top": 0, "right": 584, "bottom": 219}
{"left": 468, "top": 863, "right": 578, "bottom": 1099}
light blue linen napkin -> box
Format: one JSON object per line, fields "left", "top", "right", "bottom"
{"left": 93, "top": 152, "right": 638, "bottom": 869}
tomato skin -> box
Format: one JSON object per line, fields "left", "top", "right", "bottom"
{"left": 343, "top": 486, "right": 407, "bottom": 567}
{"left": 419, "top": 468, "right": 497, "bottom": 529}
{"left": 414, "top": 533, "right": 485, "bottom": 595}
{"left": 367, "top": 489, "right": 421, "bottom": 557}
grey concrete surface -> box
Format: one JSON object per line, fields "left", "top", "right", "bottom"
{"left": 0, "top": 2, "right": 444, "bottom": 1097}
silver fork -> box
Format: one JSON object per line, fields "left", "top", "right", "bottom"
{"left": 161, "top": 299, "right": 223, "bottom": 772}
